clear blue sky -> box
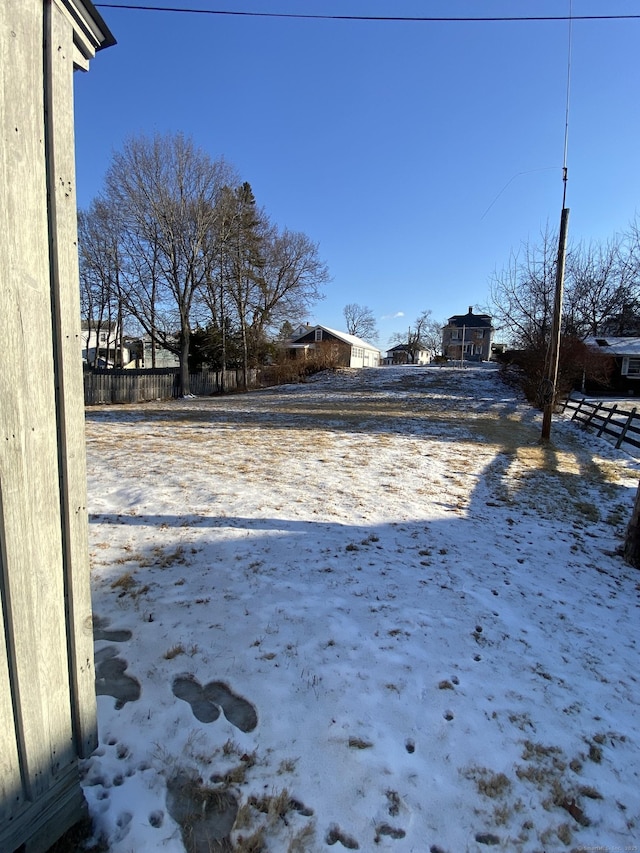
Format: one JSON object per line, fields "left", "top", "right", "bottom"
{"left": 75, "top": 1, "right": 640, "bottom": 347}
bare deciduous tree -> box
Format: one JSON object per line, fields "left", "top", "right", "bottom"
{"left": 489, "top": 220, "right": 640, "bottom": 348}
{"left": 343, "top": 303, "right": 378, "bottom": 342}
{"left": 389, "top": 310, "right": 439, "bottom": 362}
{"left": 78, "top": 201, "right": 125, "bottom": 367}
{"left": 565, "top": 236, "right": 638, "bottom": 337}
{"left": 489, "top": 225, "right": 558, "bottom": 350}
{"left": 201, "top": 190, "right": 328, "bottom": 386}
{"left": 83, "top": 134, "right": 328, "bottom": 392}
{"left": 252, "top": 226, "right": 329, "bottom": 347}
{"left": 103, "top": 132, "right": 236, "bottom": 395}
{"left": 420, "top": 315, "right": 446, "bottom": 359}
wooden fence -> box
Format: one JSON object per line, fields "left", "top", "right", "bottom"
{"left": 561, "top": 396, "right": 640, "bottom": 452}
{"left": 84, "top": 368, "right": 258, "bottom": 405}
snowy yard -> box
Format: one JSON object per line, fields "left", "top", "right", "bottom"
{"left": 83, "top": 365, "right": 640, "bottom": 853}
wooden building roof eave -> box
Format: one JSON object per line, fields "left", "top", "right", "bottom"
{"left": 58, "top": 0, "right": 117, "bottom": 71}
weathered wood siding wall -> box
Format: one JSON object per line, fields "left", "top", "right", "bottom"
{"left": 0, "top": 2, "right": 110, "bottom": 850}
{"left": 84, "top": 369, "right": 258, "bottom": 404}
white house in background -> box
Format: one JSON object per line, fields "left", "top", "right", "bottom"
{"left": 287, "top": 324, "right": 381, "bottom": 367}
{"left": 82, "top": 325, "right": 182, "bottom": 370}
{"left": 81, "top": 320, "right": 129, "bottom": 367}
{"left": 383, "top": 343, "right": 432, "bottom": 365}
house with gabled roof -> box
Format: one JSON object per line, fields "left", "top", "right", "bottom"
{"left": 384, "top": 343, "right": 431, "bottom": 365}
{"left": 442, "top": 306, "right": 494, "bottom": 362}
{"left": 585, "top": 336, "right": 640, "bottom": 395}
{"left": 288, "top": 324, "right": 381, "bottom": 367}
{"left": 81, "top": 319, "right": 130, "bottom": 368}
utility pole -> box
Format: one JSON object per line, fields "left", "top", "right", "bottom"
{"left": 540, "top": 204, "right": 570, "bottom": 442}
{"left": 541, "top": 2, "right": 573, "bottom": 443}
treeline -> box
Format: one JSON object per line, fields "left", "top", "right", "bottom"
{"left": 488, "top": 218, "right": 640, "bottom": 401}
{"left": 79, "top": 133, "right": 330, "bottom": 395}
{"left": 490, "top": 218, "right": 640, "bottom": 347}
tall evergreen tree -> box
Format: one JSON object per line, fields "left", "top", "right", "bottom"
{"left": 222, "top": 182, "right": 266, "bottom": 390}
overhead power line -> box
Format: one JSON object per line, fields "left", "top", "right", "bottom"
{"left": 94, "top": 4, "right": 640, "bottom": 23}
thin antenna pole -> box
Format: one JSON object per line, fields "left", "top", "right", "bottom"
{"left": 541, "top": 0, "right": 572, "bottom": 443}
{"left": 561, "top": 0, "right": 573, "bottom": 207}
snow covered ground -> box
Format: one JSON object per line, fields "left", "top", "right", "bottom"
{"left": 82, "top": 365, "right": 640, "bottom": 853}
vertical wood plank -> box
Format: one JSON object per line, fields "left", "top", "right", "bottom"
{"left": 46, "top": 0, "right": 98, "bottom": 760}
{"left": 0, "top": 1, "right": 29, "bottom": 822}
{"left": 0, "top": 481, "right": 25, "bottom": 823}
{"left": 0, "top": 0, "right": 74, "bottom": 815}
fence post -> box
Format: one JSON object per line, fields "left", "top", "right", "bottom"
{"left": 583, "top": 401, "right": 601, "bottom": 429}
{"left": 597, "top": 404, "right": 617, "bottom": 437}
{"left": 624, "top": 478, "right": 640, "bottom": 567}
{"left": 616, "top": 407, "right": 637, "bottom": 449}
{"left": 570, "top": 398, "right": 585, "bottom": 421}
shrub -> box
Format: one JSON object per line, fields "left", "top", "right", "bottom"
{"left": 499, "top": 337, "right": 613, "bottom": 408}
{"left": 260, "top": 343, "right": 342, "bottom": 386}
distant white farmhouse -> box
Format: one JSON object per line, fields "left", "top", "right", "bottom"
{"left": 81, "top": 319, "right": 128, "bottom": 367}
{"left": 384, "top": 343, "right": 432, "bottom": 365}
{"left": 81, "top": 324, "right": 182, "bottom": 370}
{"left": 287, "top": 324, "right": 381, "bottom": 367}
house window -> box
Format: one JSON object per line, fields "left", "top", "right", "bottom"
{"left": 623, "top": 357, "right": 640, "bottom": 376}
{"left": 315, "top": 329, "right": 323, "bottom": 342}
{"left": 450, "top": 330, "right": 460, "bottom": 340}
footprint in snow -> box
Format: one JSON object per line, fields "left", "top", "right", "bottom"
{"left": 149, "top": 810, "right": 164, "bottom": 828}
{"left": 172, "top": 674, "right": 258, "bottom": 732}
{"left": 95, "top": 646, "right": 141, "bottom": 709}
{"left": 326, "top": 824, "right": 359, "bottom": 849}
{"left": 375, "top": 823, "right": 406, "bottom": 841}
{"left": 112, "top": 811, "right": 132, "bottom": 844}
{"left": 92, "top": 615, "right": 133, "bottom": 643}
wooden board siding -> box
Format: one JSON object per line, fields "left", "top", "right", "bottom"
{"left": 0, "top": 1, "right": 109, "bottom": 849}
{"left": 1, "top": 0, "right": 76, "bottom": 824}
{"left": 45, "top": 0, "right": 98, "bottom": 763}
